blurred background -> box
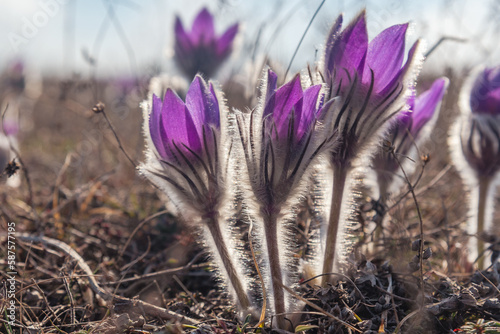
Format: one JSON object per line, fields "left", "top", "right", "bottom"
{"left": 2, "top": 0, "right": 500, "bottom": 78}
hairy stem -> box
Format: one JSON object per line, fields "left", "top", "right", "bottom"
{"left": 373, "top": 182, "right": 389, "bottom": 245}
{"left": 321, "top": 165, "right": 348, "bottom": 286}
{"left": 476, "top": 177, "right": 491, "bottom": 269}
{"left": 262, "top": 210, "right": 287, "bottom": 329}
{"left": 205, "top": 216, "right": 251, "bottom": 312}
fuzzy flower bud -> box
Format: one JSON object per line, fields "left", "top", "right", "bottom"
{"left": 235, "top": 69, "right": 336, "bottom": 329}
{"left": 140, "top": 75, "right": 253, "bottom": 316}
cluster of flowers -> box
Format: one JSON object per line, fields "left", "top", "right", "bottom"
{"left": 139, "top": 8, "right": 500, "bottom": 329}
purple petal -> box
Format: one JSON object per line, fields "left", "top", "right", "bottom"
{"left": 325, "top": 11, "right": 368, "bottom": 89}
{"left": 190, "top": 8, "right": 215, "bottom": 45}
{"left": 174, "top": 16, "right": 192, "bottom": 53}
{"left": 402, "top": 40, "right": 420, "bottom": 75}
{"left": 186, "top": 76, "right": 220, "bottom": 135}
{"left": 323, "top": 14, "right": 343, "bottom": 67}
{"left": 217, "top": 23, "right": 238, "bottom": 56}
{"left": 272, "top": 75, "right": 304, "bottom": 138}
{"left": 295, "top": 84, "right": 321, "bottom": 140}
{"left": 186, "top": 76, "right": 208, "bottom": 132}
{"left": 363, "top": 23, "right": 408, "bottom": 93}
{"left": 162, "top": 89, "right": 202, "bottom": 155}
{"left": 478, "top": 88, "right": 500, "bottom": 115}
{"left": 149, "top": 94, "right": 167, "bottom": 158}
{"left": 396, "top": 110, "right": 412, "bottom": 130}
{"left": 379, "top": 39, "right": 420, "bottom": 96}
{"left": 209, "top": 83, "right": 220, "bottom": 127}
{"left": 263, "top": 69, "right": 278, "bottom": 112}
{"left": 412, "top": 77, "right": 447, "bottom": 133}
{"left": 487, "top": 67, "right": 500, "bottom": 87}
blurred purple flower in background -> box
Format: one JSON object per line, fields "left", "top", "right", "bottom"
{"left": 174, "top": 8, "right": 239, "bottom": 79}
{"left": 469, "top": 67, "right": 500, "bottom": 116}
{"left": 450, "top": 66, "right": 500, "bottom": 268}
{"left": 457, "top": 68, "right": 500, "bottom": 178}
{"left": 318, "top": 10, "right": 422, "bottom": 285}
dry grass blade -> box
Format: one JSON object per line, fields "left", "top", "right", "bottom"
{"left": 394, "top": 309, "right": 420, "bottom": 333}
{"left": 120, "top": 235, "right": 151, "bottom": 271}
{"left": 109, "top": 254, "right": 207, "bottom": 285}
{"left": 100, "top": 108, "right": 137, "bottom": 168}
{"left": 119, "top": 209, "right": 169, "bottom": 257}
{"left": 414, "top": 164, "right": 451, "bottom": 197}
{"left": 173, "top": 274, "right": 199, "bottom": 306}
{"left": 390, "top": 149, "right": 426, "bottom": 309}
{"left": 284, "top": 0, "right": 326, "bottom": 80}
{"left": 301, "top": 272, "right": 375, "bottom": 307}
{"left": 280, "top": 283, "right": 362, "bottom": 333}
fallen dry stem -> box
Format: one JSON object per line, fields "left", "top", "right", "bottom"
{"left": 100, "top": 109, "right": 137, "bottom": 168}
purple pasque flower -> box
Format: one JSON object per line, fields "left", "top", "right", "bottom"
{"left": 174, "top": 8, "right": 238, "bottom": 79}
{"left": 235, "top": 69, "right": 335, "bottom": 329}
{"left": 141, "top": 75, "right": 254, "bottom": 314}
{"left": 319, "top": 11, "right": 422, "bottom": 285}
{"left": 372, "top": 77, "right": 448, "bottom": 198}
{"left": 322, "top": 10, "right": 421, "bottom": 168}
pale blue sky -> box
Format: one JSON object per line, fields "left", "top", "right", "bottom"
{"left": 1, "top": 0, "right": 499, "bottom": 78}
